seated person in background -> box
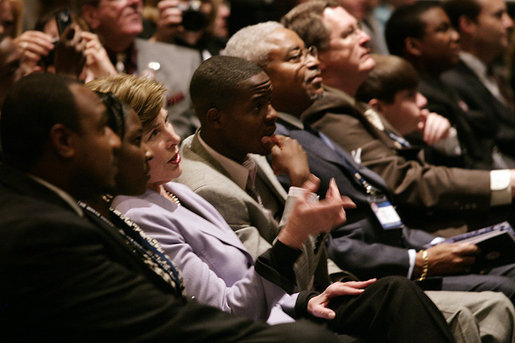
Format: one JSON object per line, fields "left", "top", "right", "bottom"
{"left": 442, "top": 0, "right": 515, "bottom": 159}
{"left": 0, "top": 0, "right": 23, "bottom": 38}
{"left": 0, "top": 72, "right": 346, "bottom": 343}
{"left": 356, "top": 53, "right": 464, "bottom": 167}
{"left": 281, "top": 0, "right": 515, "bottom": 234}
{"left": 385, "top": 1, "right": 515, "bottom": 169}
{"left": 77, "top": 0, "right": 202, "bottom": 139}
{"left": 0, "top": 33, "right": 23, "bottom": 107}
{"left": 0, "top": 33, "right": 23, "bottom": 161}
{"left": 149, "top": 0, "right": 229, "bottom": 59}
{"left": 339, "top": 0, "right": 389, "bottom": 54}
{"left": 90, "top": 61, "right": 457, "bottom": 343}
{"left": 32, "top": 7, "right": 116, "bottom": 82}
{"left": 13, "top": 7, "right": 113, "bottom": 81}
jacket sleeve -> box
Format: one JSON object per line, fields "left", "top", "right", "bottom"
{"left": 119, "top": 200, "right": 293, "bottom": 322}
{"left": 313, "top": 112, "right": 492, "bottom": 211}
{"left": 2, "top": 203, "right": 273, "bottom": 342}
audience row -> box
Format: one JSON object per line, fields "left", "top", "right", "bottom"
{"left": 1, "top": 0, "right": 515, "bottom": 341}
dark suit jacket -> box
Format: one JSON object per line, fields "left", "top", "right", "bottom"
{"left": 419, "top": 73, "right": 496, "bottom": 170}
{"left": 301, "top": 88, "right": 512, "bottom": 233}
{"left": 0, "top": 165, "right": 275, "bottom": 342}
{"left": 275, "top": 118, "right": 436, "bottom": 280}
{"left": 442, "top": 61, "right": 515, "bottom": 158}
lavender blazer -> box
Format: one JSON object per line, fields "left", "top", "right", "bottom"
{"left": 113, "top": 182, "right": 297, "bottom": 324}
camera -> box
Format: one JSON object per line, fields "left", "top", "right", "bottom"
{"left": 177, "top": 0, "right": 208, "bottom": 32}
{"left": 40, "top": 8, "right": 72, "bottom": 67}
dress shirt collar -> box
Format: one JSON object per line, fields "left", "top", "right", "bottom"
{"left": 29, "top": 174, "right": 83, "bottom": 216}
{"left": 363, "top": 107, "right": 385, "bottom": 131}
{"left": 277, "top": 112, "right": 304, "bottom": 130}
{"left": 460, "top": 52, "right": 507, "bottom": 105}
{"left": 460, "top": 52, "right": 487, "bottom": 79}
{"left": 198, "top": 132, "right": 250, "bottom": 190}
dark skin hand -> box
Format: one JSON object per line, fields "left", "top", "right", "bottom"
{"left": 413, "top": 242, "right": 478, "bottom": 279}
{"left": 263, "top": 134, "right": 311, "bottom": 187}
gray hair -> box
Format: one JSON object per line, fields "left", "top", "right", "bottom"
{"left": 224, "top": 21, "right": 284, "bottom": 67}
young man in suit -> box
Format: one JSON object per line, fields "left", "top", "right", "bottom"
{"left": 355, "top": 53, "right": 463, "bottom": 168}
{"left": 442, "top": 0, "right": 515, "bottom": 158}
{"left": 77, "top": 0, "right": 202, "bottom": 138}
{"left": 0, "top": 72, "right": 346, "bottom": 342}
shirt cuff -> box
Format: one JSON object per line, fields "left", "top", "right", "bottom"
{"left": 490, "top": 170, "right": 512, "bottom": 206}
{"left": 407, "top": 249, "right": 416, "bottom": 279}
{"left": 255, "top": 240, "right": 302, "bottom": 294}
{"left": 430, "top": 237, "right": 445, "bottom": 245}
{"left": 294, "top": 290, "right": 319, "bottom": 319}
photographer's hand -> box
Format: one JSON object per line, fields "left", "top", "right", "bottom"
{"left": 54, "top": 26, "right": 86, "bottom": 78}
{"left": 81, "top": 32, "right": 116, "bottom": 82}
{"left": 152, "top": 0, "right": 183, "bottom": 44}
{"left": 14, "top": 30, "right": 54, "bottom": 73}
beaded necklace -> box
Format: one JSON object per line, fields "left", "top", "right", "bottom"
{"left": 78, "top": 200, "right": 185, "bottom": 296}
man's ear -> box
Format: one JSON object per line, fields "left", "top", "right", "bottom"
{"left": 48, "top": 123, "right": 76, "bottom": 159}
{"left": 368, "top": 98, "right": 384, "bottom": 114}
{"left": 458, "top": 15, "right": 476, "bottom": 36}
{"left": 405, "top": 37, "right": 423, "bottom": 57}
{"left": 206, "top": 107, "right": 223, "bottom": 129}
{"left": 81, "top": 4, "right": 101, "bottom": 30}
{"left": 318, "top": 52, "right": 328, "bottom": 72}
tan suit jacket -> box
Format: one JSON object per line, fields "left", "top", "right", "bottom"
{"left": 176, "top": 131, "right": 331, "bottom": 291}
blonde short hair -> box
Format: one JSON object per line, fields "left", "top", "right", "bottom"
{"left": 86, "top": 74, "right": 167, "bottom": 129}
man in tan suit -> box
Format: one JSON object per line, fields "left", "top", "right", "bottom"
{"left": 175, "top": 58, "right": 335, "bottom": 290}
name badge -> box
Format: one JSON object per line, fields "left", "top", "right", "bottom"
{"left": 371, "top": 201, "right": 402, "bottom": 230}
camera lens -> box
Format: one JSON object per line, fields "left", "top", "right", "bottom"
{"left": 182, "top": 8, "right": 207, "bottom": 32}
{"left": 177, "top": 1, "right": 208, "bottom": 32}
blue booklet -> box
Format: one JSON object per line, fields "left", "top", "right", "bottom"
{"left": 425, "top": 221, "right": 515, "bottom": 272}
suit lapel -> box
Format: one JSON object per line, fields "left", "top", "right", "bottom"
{"left": 289, "top": 124, "right": 389, "bottom": 192}
{"left": 163, "top": 183, "right": 253, "bottom": 262}
{"left": 251, "top": 154, "right": 287, "bottom": 204}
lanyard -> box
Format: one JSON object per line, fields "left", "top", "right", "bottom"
{"left": 318, "top": 131, "right": 382, "bottom": 196}
{"left": 384, "top": 130, "right": 411, "bottom": 148}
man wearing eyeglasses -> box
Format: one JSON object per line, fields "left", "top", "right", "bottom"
{"left": 78, "top": 0, "right": 202, "bottom": 139}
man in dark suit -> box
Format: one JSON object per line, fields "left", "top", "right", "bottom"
{"left": 442, "top": 0, "right": 515, "bottom": 159}
{"left": 0, "top": 72, "right": 344, "bottom": 342}
{"left": 384, "top": 2, "right": 507, "bottom": 170}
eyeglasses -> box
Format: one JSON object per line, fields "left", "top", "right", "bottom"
{"left": 285, "top": 46, "right": 318, "bottom": 64}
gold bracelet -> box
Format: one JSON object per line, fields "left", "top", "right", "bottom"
{"left": 417, "top": 250, "right": 429, "bottom": 281}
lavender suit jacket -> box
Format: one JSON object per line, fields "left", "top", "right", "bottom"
{"left": 113, "top": 182, "right": 297, "bottom": 324}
